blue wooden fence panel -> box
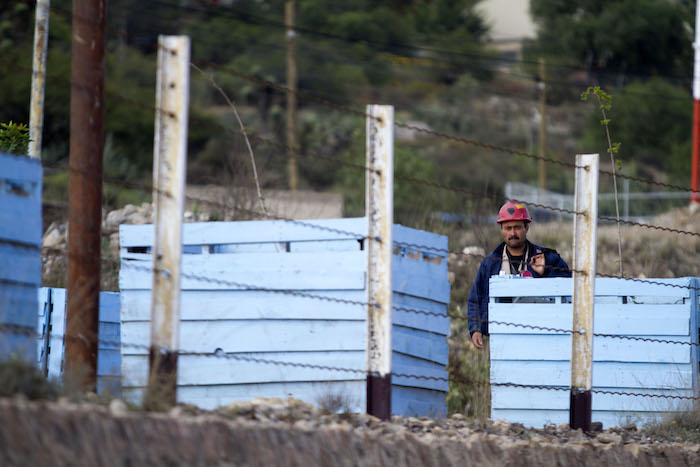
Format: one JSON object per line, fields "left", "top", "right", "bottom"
{"left": 490, "top": 276, "right": 699, "bottom": 428}
{"left": 36, "top": 288, "right": 121, "bottom": 396}
{"left": 120, "top": 218, "right": 450, "bottom": 415}
{"left": 0, "top": 153, "right": 42, "bottom": 363}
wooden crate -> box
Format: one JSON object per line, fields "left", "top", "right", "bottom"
{"left": 37, "top": 288, "right": 121, "bottom": 396}
{"left": 0, "top": 153, "right": 42, "bottom": 362}
{"left": 490, "top": 276, "right": 699, "bottom": 428}
{"left": 120, "top": 218, "right": 450, "bottom": 416}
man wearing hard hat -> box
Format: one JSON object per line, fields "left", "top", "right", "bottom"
{"left": 467, "top": 201, "right": 571, "bottom": 351}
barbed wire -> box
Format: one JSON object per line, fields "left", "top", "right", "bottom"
{"left": 598, "top": 216, "right": 700, "bottom": 238}
{"left": 4, "top": 322, "right": 697, "bottom": 401}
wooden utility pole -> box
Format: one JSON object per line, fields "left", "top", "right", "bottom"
{"left": 29, "top": 0, "right": 50, "bottom": 159}
{"left": 285, "top": 1, "right": 298, "bottom": 191}
{"left": 691, "top": 0, "right": 700, "bottom": 206}
{"left": 365, "top": 105, "right": 394, "bottom": 420}
{"left": 65, "top": 0, "right": 105, "bottom": 391}
{"left": 570, "top": 153, "right": 599, "bottom": 431}
{"left": 145, "top": 36, "right": 190, "bottom": 410}
{"left": 538, "top": 58, "right": 547, "bottom": 191}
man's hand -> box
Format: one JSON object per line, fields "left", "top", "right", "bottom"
{"left": 530, "top": 249, "right": 545, "bottom": 276}
{"left": 471, "top": 331, "right": 484, "bottom": 350}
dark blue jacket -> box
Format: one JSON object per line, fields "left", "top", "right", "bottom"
{"left": 467, "top": 241, "right": 571, "bottom": 336}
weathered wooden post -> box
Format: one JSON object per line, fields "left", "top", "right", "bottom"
{"left": 365, "top": 105, "right": 394, "bottom": 420}
{"left": 146, "top": 35, "right": 190, "bottom": 409}
{"left": 29, "top": 0, "right": 50, "bottom": 160}
{"left": 570, "top": 153, "right": 599, "bottom": 431}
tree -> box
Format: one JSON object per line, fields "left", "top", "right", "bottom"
{"left": 526, "top": 0, "right": 693, "bottom": 84}
{"left": 579, "top": 79, "right": 692, "bottom": 185}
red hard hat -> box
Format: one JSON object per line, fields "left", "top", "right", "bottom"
{"left": 497, "top": 201, "right": 532, "bottom": 223}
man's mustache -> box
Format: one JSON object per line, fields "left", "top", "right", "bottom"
{"left": 509, "top": 235, "right": 520, "bottom": 241}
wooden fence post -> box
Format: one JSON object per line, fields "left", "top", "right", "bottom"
{"left": 146, "top": 35, "right": 190, "bottom": 409}
{"left": 29, "top": 0, "right": 50, "bottom": 160}
{"left": 365, "top": 105, "right": 394, "bottom": 420}
{"left": 570, "top": 153, "right": 599, "bottom": 431}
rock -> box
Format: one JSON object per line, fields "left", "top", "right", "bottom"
{"left": 109, "top": 399, "right": 128, "bottom": 416}
{"left": 462, "top": 246, "right": 486, "bottom": 258}
{"left": 122, "top": 204, "right": 138, "bottom": 217}
{"left": 622, "top": 423, "right": 637, "bottom": 432}
{"left": 590, "top": 421, "right": 603, "bottom": 432}
{"left": 42, "top": 225, "right": 66, "bottom": 249}
{"left": 558, "top": 423, "right": 570, "bottom": 432}
{"left": 568, "top": 428, "right": 586, "bottom": 443}
{"left": 104, "top": 210, "right": 127, "bottom": 231}
{"left": 450, "top": 413, "right": 466, "bottom": 421}
{"left": 596, "top": 433, "right": 622, "bottom": 444}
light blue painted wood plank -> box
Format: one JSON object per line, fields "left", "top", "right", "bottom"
{"left": 391, "top": 386, "right": 446, "bottom": 417}
{"left": 490, "top": 334, "right": 691, "bottom": 363}
{"left": 98, "top": 322, "right": 120, "bottom": 350}
{"left": 97, "top": 376, "right": 122, "bottom": 397}
{"left": 123, "top": 381, "right": 367, "bottom": 412}
{"left": 121, "top": 289, "right": 367, "bottom": 321}
{"left": 99, "top": 292, "right": 121, "bottom": 323}
{"left": 393, "top": 255, "right": 450, "bottom": 304}
{"left": 393, "top": 224, "right": 448, "bottom": 254}
{"left": 120, "top": 251, "right": 366, "bottom": 291}
{"left": 121, "top": 320, "right": 366, "bottom": 355}
{"left": 392, "top": 293, "right": 449, "bottom": 336}
{"left": 0, "top": 331, "right": 36, "bottom": 362}
{"left": 490, "top": 409, "right": 568, "bottom": 427}
{"left": 392, "top": 326, "right": 448, "bottom": 366}
{"left": 0, "top": 283, "right": 38, "bottom": 326}
{"left": 690, "top": 278, "right": 699, "bottom": 398}
{"left": 0, "top": 244, "right": 41, "bottom": 285}
{"left": 0, "top": 154, "right": 42, "bottom": 246}
{"left": 98, "top": 349, "right": 121, "bottom": 376}
{"left": 492, "top": 361, "right": 692, "bottom": 389}
{"left": 290, "top": 240, "right": 363, "bottom": 252}
{"left": 490, "top": 303, "right": 690, "bottom": 336}
{"left": 392, "top": 352, "right": 448, "bottom": 391}
{"left": 490, "top": 277, "right": 691, "bottom": 299}
{"left": 122, "top": 351, "right": 365, "bottom": 386}
{"left": 0, "top": 152, "right": 42, "bottom": 181}
{"left": 120, "top": 218, "right": 367, "bottom": 247}
{"left": 493, "top": 408, "right": 668, "bottom": 429}
{"left": 492, "top": 386, "right": 693, "bottom": 412}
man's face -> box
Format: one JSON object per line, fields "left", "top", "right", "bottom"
{"left": 500, "top": 221, "right": 528, "bottom": 250}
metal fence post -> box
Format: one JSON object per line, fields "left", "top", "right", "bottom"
{"left": 146, "top": 35, "right": 190, "bottom": 409}
{"left": 570, "top": 153, "right": 599, "bottom": 431}
{"left": 365, "top": 105, "right": 394, "bottom": 420}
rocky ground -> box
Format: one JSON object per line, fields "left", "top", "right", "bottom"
{"left": 2, "top": 396, "right": 698, "bottom": 466}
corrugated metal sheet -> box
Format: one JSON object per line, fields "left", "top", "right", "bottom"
{"left": 120, "top": 218, "right": 450, "bottom": 415}
{"left": 490, "top": 276, "right": 699, "bottom": 428}
{"left": 0, "top": 152, "right": 42, "bottom": 362}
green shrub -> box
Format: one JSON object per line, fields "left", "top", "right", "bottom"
{"left": 0, "top": 121, "right": 30, "bottom": 156}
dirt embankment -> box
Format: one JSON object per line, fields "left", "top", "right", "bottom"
{"left": 1, "top": 397, "right": 698, "bottom": 467}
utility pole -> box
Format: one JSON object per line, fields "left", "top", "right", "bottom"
{"left": 29, "top": 0, "right": 50, "bottom": 159}
{"left": 65, "top": 0, "right": 106, "bottom": 391}
{"left": 538, "top": 57, "right": 547, "bottom": 191}
{"left": 570, "top": 153, "right": 599, "bottom": 432}
{"left": 691, "top": 0, "right": 700, "bottom": 207}
{"left": 365, "top": 105, "right": 394, "bottom": 421}
{"left": 285, "top": 0, "right": 298, "bottom": 191}
{"left": 145, "top": 36, "right": 190, "bottom": 410}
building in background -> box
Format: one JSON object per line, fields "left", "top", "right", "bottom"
{"left": 477, "top": 0, "right": 535, "bottom": 61}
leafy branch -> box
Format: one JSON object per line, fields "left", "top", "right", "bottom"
{"left": 0, "top": 121, "right": 30, "bottom": 156}
{"left": 581, "top": 86, "right": 623, "bottom": 275}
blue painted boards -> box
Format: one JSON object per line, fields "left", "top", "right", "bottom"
{"left": 36, "top": 288, "right": 121, "bottom": 396}
{"left": 120, "top": 218, "right": 450, "bottom": 415}
{"left": 0, "top": 153, "right": 42, "bottom": 362}
{"left": 489, "top": 276, "right": 699, "bottom": 428}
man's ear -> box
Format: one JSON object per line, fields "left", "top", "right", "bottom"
{"left": 524, "top": 222, "right": 530, "bottom": 232}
